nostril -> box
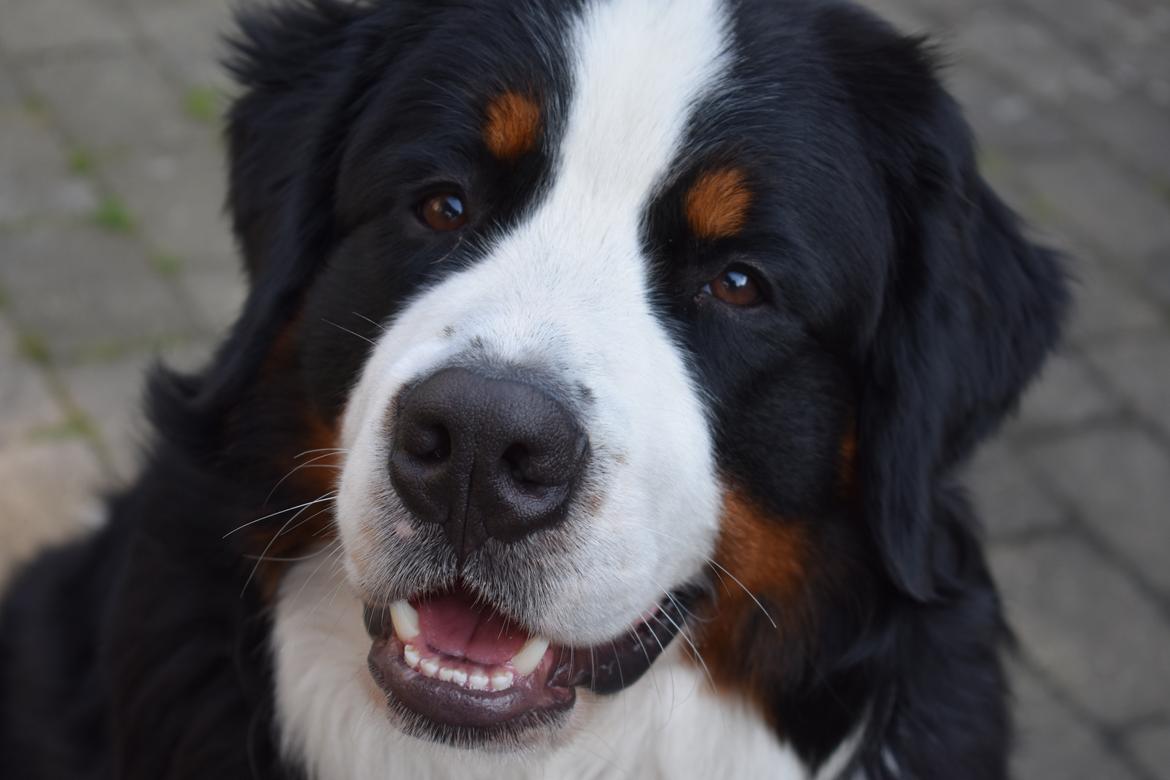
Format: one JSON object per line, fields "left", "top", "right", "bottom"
{"left": 501, "top": 443, "right": 537, "bottom": 486}
{"left": 403, "top": 423, "right": 451, "bottom": 462}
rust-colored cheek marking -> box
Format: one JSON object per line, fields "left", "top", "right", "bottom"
{"left": 684, "top": 168, "right": 752, "bottom": 240}
{"left": 484, "top": 91, "right": 541, "bottom": 160}
{"left": 694, "top": 489, "right": 808, "bottom": 691}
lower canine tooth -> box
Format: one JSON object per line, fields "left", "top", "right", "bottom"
{"left": 468, "top": 670, "right": 489, "bottom": 691}
{"left": 389, "top": 600, "right": 420, "bottom": 641}
{"left": 403, "top": 644, "right": 420, "bottom": 669}
{"left": 510, "top": 636, "right": 550, "bottom": 675}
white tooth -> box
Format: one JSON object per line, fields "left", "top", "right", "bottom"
{"left": 420, "top": 658, "right": 439, "bottom": 677}
{"left": 450, "top": 669, "right": 468, "bottom": 687}
{"left": 403, "top": 644, "right": 420, "bottom": 669}
{"left": 389, "top": 600, "right": 420, "bottom": 641}
{"left": 438, "top": 667, "right": 456, "bottom": 683}
{"left": 510, "top": 637, "right": 550, "bottom": 675}
{"left": 468, "top": 670, "right": 489, "bottom": 691}
{"left": 490, "top": 671, "right": 514, "bottom": 691}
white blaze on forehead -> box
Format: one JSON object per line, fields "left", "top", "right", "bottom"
{"left": 338, "top": 0, "right": 732, "bottom": 642}
{"left": 551, "top": 0, "right": 729, "bottom": 221}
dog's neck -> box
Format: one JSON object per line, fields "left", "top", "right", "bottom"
{"left": 271, "top": 559, "right": 860, "bottom": 780}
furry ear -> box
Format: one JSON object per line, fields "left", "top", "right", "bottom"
{"left": 149, "top": 1, "right": 374, "bottom": 443}
{"left": 821, "top": 9, "right": 1069, "bottom": 600}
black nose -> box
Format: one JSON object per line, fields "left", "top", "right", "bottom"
{"left": 388, "top": 367, "right": 588, "bottom": 559}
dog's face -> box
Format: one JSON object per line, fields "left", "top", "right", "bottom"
{"left": 212, "top": 0, "right": 1064, "bottom": 759}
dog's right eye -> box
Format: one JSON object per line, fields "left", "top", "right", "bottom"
{"left": 418, "top": 193, "right": 467, "bottom": 231}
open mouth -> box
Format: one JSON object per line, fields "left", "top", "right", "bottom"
{"left": 364, "top": 583, "right": 699, "bottom": 744}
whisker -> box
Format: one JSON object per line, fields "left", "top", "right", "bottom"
{"left": 240, "top": 492, "right": 337, "bottom": 596}
{"left": 350, "top": 311, "right": 388, "bottom": 332}
{"left": 324, "top": 318, "right": 377, "bottom": 346}
{"left": 265, "top": 450, "right": 345, "bottom": 503}
{"left": 223, "top": 492, "right": 338, "bottom": 538}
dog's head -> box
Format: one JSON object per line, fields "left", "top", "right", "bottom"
{"left": 171, "top": 0, "right": 1064, "bottom": 758}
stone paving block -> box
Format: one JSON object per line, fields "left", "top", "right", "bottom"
{"left": 991, "top": 535, "right": 1170, "bottom": 724}
{"left": 60, "top": 340, "right": 214, "bottom": 481}
{"left": 947, "top": 66, "right": 1075, "bottom": 156}
{"left": 1010, "top": 663, "right": 1139, "bottom": 780}
{"left": 1148, "top": 249, "right": 1170, "bottom": 311}
{"left": 60, "top": 352, "right": 152, "bottom": 482}
{"left": 22, "top": 49, "right": 204, "bottom": 156}
{"left": 1013, "top": 351, "right": 1118, "bottom": 431}
{"left": 103, "top": 142, "right": 236, "bottom": 266}
{"left": 0, "top": 103, "right": 99, "bottom": 224}
{"left": 131, "top": 0, "right": 239, "bottom": 90}
{"left": 1072, "top": 90, "right": 1170, "bottom": 183}
{"left": 1018, "top": 155, "right": 1170, "bottom": 263}
{"left": 964, "top": 440, "right": 1067, "bottom": 539}
{"left": 1024, "top": 427, "right": 1170, "bottom": 599}
{"left": 1084, "top": 334, "right": 1170, "bottom": 438}
{"left": 0, "top": 319, "right": 63, "bottom": 448}
{"left": 0, "top": 440, "right": 105, "bottom": 586}
{"left": 951, "top": 8, "right": 1121, "bottom": 103}
{"left": 181, "top": 260, "right": 246, "bottom": 336}
{"left": 0, "top": 224, "right": 203, "bottom": 362}
{"left": 0, "top": 0, "right": 130, "bottom": 56}
{"left": 1064, "top": 252, "right": 1164, "bottom": 344}
{"left": 1128, "top": 723, "right": 1170, "bottom": 780}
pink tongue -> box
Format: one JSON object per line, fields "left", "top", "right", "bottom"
{"left": 415, "top": 590, "right": 530, "bottom": 666}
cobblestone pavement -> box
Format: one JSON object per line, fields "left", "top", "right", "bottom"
{"left": 2, "top": 0, "right": 1168, "bottom": 776}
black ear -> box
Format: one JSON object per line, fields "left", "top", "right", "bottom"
{"left": 821, "top": 10, "right": 1069, "bottom": 600}
{"left": 149, "top": 1, "right": 375, "bottom": 443}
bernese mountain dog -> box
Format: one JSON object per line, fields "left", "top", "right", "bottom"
{"left": 0, "top": 0, "right": 1068, "bottom": 777}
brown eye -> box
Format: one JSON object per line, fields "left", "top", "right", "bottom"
{"left": 700, "top": 266, "right": 763, "bottom": 307}
{"left": 419, "top": 193, "right": 467, "bottom": 231}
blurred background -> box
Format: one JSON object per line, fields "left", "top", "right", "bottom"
{"left": 1, "top": 0, "right": 1168, "bottom": 776}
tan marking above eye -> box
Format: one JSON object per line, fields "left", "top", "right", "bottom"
{"left": 685, "top": 167, "right": 752, "bottom": 240}
{"left": 484, "top": 91, "right": 542, "bottom": 160}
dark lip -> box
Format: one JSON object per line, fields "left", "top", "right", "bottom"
{"left": 363, "top": 586, "right": 702, "bottom": 738}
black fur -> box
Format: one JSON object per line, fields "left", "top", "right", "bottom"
{"left": 1, "top": 1, "right": 1065, "bottom": 778}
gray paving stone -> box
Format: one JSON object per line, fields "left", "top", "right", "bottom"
{"left": 1024, "top": 427, "right": 1170, "bottom": 599}
{"left": 1148, "top": 249, "right": 1170, "bottom": 311}
{"left": 1068, "top": 90, "right": 1170, "bottom": 183}
{"left": 60, "top": 340, "right": 214, "bottom": 480}
{"left": 964, "top": 440, "right": 1067, "bottom": 538}
{"left": 1065, "top": 252, "right": 1165, "bottom": 344}
{"left": 0, "top": 103, "right": 98, "bottom": 224}
{"left": 181, "top": 259, "right": 246, "bottom": 336}
{"left": 60, "top": 352, "right": 152, "bottom": 481}
{"left": 103, "top": 143, "right": 236, "bottom": 266}
{"left": 0, "top": 223, "right": 202, "bottom": 362}
{"left": 1017, "top": 156, "right": 1170, "bottom": 264}
{"left": 951, "top": 9, "right": 1121, "bottom": 103}
{"left": 947, "top": 67, "right": 1075, "bottom": 156}
{"left": 131, "top": 0, "right": 239, "bottom": 90}
{"left": 22, "top": 49, "right": 204, "bottom": 156}
{"left": 0, "top": 0, "right": 130, "bottom": 56}
{"left": 992, "top": 535, "right": 1170, "bottom": 724}
{"left": 1084, "top": 334, "right": 1170, "bottom": 438}
{"left": 1014, "top": 351, "right": 1118, "bottom": 430}
{"left": 1128, "top": 723, "right": 1170, "bottom": 780}
{"left": 1010, "top": 663, "right": 1139, "bottom": 780}
{"left": 0, "top": 440, "right": 105, "bottom": 586}
{"left": 0, "top": 319, "right": 63, "bottom": 447}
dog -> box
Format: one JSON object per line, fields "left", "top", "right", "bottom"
{"left": 0, "top": 0, "right": 1067, "bottom": 777}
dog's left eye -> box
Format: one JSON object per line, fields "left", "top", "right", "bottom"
{"left": 698, "top": 265, "right": 764, "bottom": 307}
{"left": 418, "top": 193, "right": 467, "bottom": 231}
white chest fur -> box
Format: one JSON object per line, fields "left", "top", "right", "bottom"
{"left": 271, "top": 560, "right": 859, "bottom": 779}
